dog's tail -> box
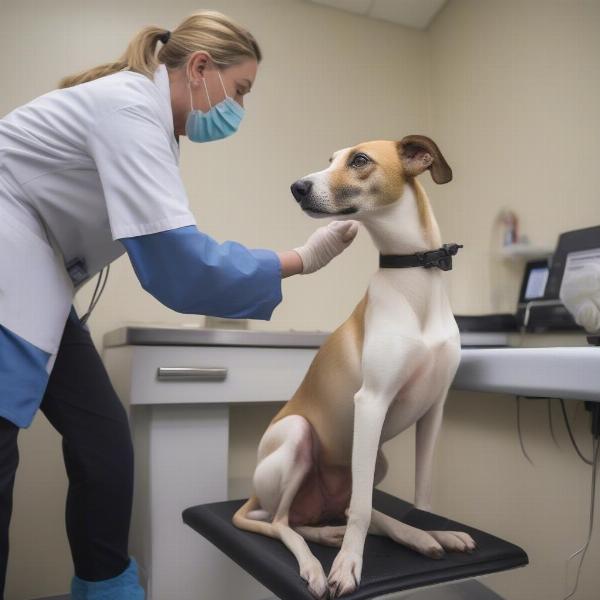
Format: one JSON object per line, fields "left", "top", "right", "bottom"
{"left": 232, "top": 495, "right": 275, "bottom": 537}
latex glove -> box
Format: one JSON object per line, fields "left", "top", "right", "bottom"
{"left": 559, "top": 263, "right": 600, "bottom": 333}
{"left": 293, "top": 220, "right": 359, "bottom": 274}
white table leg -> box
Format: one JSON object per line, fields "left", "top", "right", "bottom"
{"left": 129, "top": 403, "right": 274, "bottom": 600}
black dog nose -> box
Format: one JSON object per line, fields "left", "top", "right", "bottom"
{"left": 291, "top": 179, "right": 313, "bottom": 203}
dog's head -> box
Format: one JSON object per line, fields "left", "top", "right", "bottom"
{"left": 290, "top": 135, "right": 452, "bottom": 219}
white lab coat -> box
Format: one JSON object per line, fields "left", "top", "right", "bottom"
{"left": 0, "top": 64, "right": 196, "bottom": 364}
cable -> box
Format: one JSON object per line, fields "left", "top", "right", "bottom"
{"left": 88, "top": 265, "right": 110, "bottom": 319}
{"left": 563, "top": 438, "right": 599, "bottom": 599}
{"left": 517, "top": 395, "right": 592, "bottom": 465}
{"left": 80, "top": 265, "right": 110, "bottom": 325}
{"left": 516, "top": 393, "right": 598, "bottom": 598}
{"left": 81, "top": 269, "right": 104, "bottom": 323}
{"left": 516, "top": 396, "right": 534, "bottom": 466}
{"left": 548, "top": 398, "right": 561, "bottom": 448}
{"left": 83, "top": 269, "right": 104, "bottom": 314}
{"left": 560, "top": 399, "right": 593, "bottom": 466}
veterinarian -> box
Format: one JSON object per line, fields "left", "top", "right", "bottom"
{"left": 0, "top": 10, "right": 358, "bottom": 599}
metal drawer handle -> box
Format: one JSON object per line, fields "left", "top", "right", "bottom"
{"left": 156, "top": 367, "right": 228, "bottom": 382}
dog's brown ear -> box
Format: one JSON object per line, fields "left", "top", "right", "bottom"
{"left": 397, "top": 135, "right": 452, "bottom": 184}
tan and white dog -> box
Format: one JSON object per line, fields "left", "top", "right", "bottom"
{"left": 233, "top": 136, "right": 475, "bottom": 599}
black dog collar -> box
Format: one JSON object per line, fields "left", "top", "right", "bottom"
{"left": 379, "top": 243, "right": 463, "bottom": 272}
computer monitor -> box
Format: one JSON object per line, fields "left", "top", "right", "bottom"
{"left": 514, "top": 226, "right": 600, "bottom": 331}
{"left": 515, "top": 256, "right": 577, "bottom": 331}
{"left": 545, "top": 225, "right": 600, "bottom": 299}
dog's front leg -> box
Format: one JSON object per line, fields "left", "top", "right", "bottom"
{"left": 414, "top": 399, "right": 445, "bottom": 511}
{"left": 327, "top": 334, "right": 426, "bottom": 598}
{"left": 414, "top": 340, "right": 460, "bottom": 511}
{"left": 327, "top": 393, "right": 387, "bottom": 598}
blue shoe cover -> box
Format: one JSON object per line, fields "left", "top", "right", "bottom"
{"left": 71, "top": 557, "right": 145, "bottom": 599}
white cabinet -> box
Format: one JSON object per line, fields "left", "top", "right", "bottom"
{"left": 103, "top": 338, "right": 317, "bottom": 600}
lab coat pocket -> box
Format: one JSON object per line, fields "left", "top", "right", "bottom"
{"left": 0, "top": 211, "right": 74, "bottom": 355}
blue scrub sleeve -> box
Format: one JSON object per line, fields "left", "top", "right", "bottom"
{"left": 120, "top": 225, "right": 283, "bottom": 320}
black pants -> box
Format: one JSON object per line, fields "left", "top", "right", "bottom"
{"left": 0, "top": 312, "right": 134, "bottom": 596}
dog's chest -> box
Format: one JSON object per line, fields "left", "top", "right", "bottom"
{"left": 365, "top": 269, "right": 457, "bottom": 344}
{"left": 363, "top": 270, "right": 460, "bottom": 439}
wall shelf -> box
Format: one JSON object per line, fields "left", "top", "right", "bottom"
{"left": 499, "top": 242, "right": 554, "bottom": 260}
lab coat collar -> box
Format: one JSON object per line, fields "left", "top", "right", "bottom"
{"left": 153, "top": 63, "right": 180, "bottom": 159}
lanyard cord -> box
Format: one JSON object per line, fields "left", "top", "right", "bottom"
{"left": 79, "top": 265, "right": 110, "bottom": 325}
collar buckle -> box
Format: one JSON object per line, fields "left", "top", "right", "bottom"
{"left": 416, "top": 243, "right": 464, "bottom": 271}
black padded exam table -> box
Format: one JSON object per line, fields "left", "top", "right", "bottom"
{"left": 183, "top": 489, "right": 528, "bottom": 600}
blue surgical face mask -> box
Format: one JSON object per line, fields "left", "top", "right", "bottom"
{"left": 185, "top": 70, "right": 245, "bottom": 143}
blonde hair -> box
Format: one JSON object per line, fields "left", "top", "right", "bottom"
{"left": 58, "top": 10, "right": 261, "bottom": 89}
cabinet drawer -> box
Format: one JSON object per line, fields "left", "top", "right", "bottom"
{"left": 129, "top": 345, "right": 318, "bottom": 405}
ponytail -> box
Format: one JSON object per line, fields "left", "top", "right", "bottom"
{"left": 58, "top": 11, "right": 261, "bottom": 89}
{"left": 59, "top": 26, "right": 168, "bottom": 88}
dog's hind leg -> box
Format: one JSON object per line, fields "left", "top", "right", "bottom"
{"left": 296, "top": 501, "right": 447, "bottom": 553}
{"left": 294, "top": 506, "right": 390, "bottom": 548}
{"left": 233, "top": 415, "right": 328, "bottom": 599}
{"left": 370, "top": 508, "right": 475, "bottom": 554}
{"left": 295, "top": 525, "right": 346, "bottom": 547}
{"left": 369, "top": 509, "right": 444, "bottom": 557}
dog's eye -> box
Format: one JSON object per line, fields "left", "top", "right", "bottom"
{"left": 350, "top": 154, "right": 370, "bottom": 168}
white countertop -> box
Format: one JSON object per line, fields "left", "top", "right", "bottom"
{"left": 453, "top": 346, "right": 600, "bottom": 402}
{"left": 104, "top": 327, "right": 599, "bottom": 403}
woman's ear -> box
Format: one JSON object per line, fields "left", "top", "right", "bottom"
{"left": 188, "top": 51, "right": 211, "bottom": 80}
{"left": 397, "top": 135, "right": 452, "bottom": 184}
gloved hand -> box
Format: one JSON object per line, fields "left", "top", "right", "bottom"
{"left": 559, "top": 263, "right": 600, "bottom": 333}
{"left": 293, "top": 220, "right": 359, "bottom": 274}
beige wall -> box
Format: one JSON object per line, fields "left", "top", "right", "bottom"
{"left": 428, "top": 0, "right": 600, "bottom": 315}
{"left": 2, "top": 0, "right": 599, "bottom": 598}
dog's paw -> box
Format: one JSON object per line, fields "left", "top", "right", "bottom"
{"left": 300, "top": 558, "right": 328, "bottom": 599}
{"left": 427, "top": 530, "right": 477, "bottom": 553}
{"left": 327, "top": 549, "right": 362, "bottom": 597}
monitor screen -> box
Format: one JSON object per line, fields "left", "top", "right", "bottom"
{"left": 518, "top": 259, "right": 551, "bottom": 305}
{"left": 523, "top": 266, "right": 549, "bottom": 300}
